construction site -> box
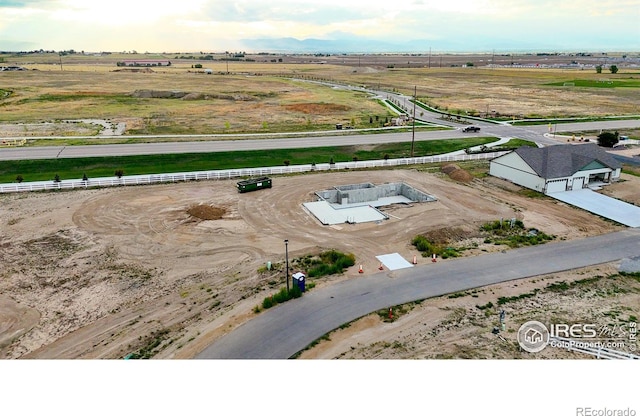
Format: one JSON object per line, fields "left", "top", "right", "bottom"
{"left": 304, "top": 182, "right": 437, "bottom": 225}
{"left": 2, "top": 164, "right": 636, "bottom": 359}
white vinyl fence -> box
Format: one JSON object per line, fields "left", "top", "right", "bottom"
{"left": 0, "top": 151, "right": 507, "bottom": 194}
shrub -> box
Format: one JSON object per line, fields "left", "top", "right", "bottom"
{"left": 307, "top": 250, "right": 355, "bottom": 277}
{"left": 262, "top": 296, "right": 274, "bottom": 309}
{"left": 412, "top": 235, "right": 435, "bottom": 253}
{"left": 597, "top": 132, "right": 619, "bottom": 148}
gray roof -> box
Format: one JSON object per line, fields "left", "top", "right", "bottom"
{"left": 514, "top": 143, "right": 622, "bottom": 179}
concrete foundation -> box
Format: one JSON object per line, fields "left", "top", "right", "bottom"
{"left": 316, "top": 182, "right": 436, "bottom": 206}
{"left": 305, "top": 182, "right": 437, "bottom": 225}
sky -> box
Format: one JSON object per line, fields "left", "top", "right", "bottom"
{"left": 0, "top": 0, "right": 639, "bottom": 53}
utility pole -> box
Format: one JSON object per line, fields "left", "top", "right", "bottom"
{"left": 284, "top": 239, "right": 289, "bottom": 293}
{"left": 428, "top": 47, "right": 431, "bottom": 68}
{"left": 411, "top": 85, "right": 416, "bottom": 158}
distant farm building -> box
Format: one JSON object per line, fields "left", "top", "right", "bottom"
{"left": 0, "top": 66, "right": 26, "bottom": 71}
{"left": 116, "top": 60, "right": 171, "bottom": 67}
{"left": 389, "top": 114, "right": 411, "bottom": 126}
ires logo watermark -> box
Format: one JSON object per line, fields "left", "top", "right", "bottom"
{"left": 517, "top": 320, "right": 638, "bottom": 354}
{"left": 517, "top": 320, "right": 549, "bottom": 353}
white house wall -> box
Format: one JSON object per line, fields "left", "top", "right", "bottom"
{"left": 612, "top": 168, "right": 621, "bottom": 180}
{"left": 490, "top": 156, "right": 545, "bottom": 192}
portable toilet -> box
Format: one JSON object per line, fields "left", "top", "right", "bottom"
{"left": 292, "top": 272, "right": 306, "bottom": 292}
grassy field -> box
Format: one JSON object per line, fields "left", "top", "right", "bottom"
{"left": 0, "top": 70, "right": 394, "bottom": 134}
{"left": 545, "top": 79, "right": 640, "bottom": 88}
{"left": 0, "top": 137, "right": 508, "bottom": 183}
{"left": 2, "top": 52, "right": 640, "bottom": 139}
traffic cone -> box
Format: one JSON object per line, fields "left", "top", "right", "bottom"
{"left": 358, "top": 264, "right": 363, "bottom": 273}
{"left": 378, "top": 262, "right": 384, "bottom": 271}
{"left": 432, "top": 253, "right": 437, "bottom": 263}
{"left": 412, "top": 255, "right": 417, "bottom": 265}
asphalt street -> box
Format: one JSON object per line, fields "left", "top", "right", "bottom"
{"left": 197, "top": 228, "right": 640, "bottom": 359}
{"left": 2, "top": 120, "right": 640, "bottom": 161}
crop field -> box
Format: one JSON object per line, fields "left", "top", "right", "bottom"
{"left": 2, "top": 52, "right": 639, "bottom": 138}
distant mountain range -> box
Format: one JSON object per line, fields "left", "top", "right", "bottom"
{"left": 240, "top": 37, "right": 634, "bottom": 55}
{"left": 241, "top": 37, "right": 450, "bottom": 54}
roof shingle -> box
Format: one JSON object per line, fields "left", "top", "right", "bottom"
{"left": 514, "top": 143, "right": 621, "bottom": 179}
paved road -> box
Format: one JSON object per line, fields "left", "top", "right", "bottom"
{"left": 197, "top": 228, "right": 640, "bottom": 359}
{"left": 2, "top": 119, "right": 640, "bottom": 161}
{"left": 0, "top": 129, "right": 465, "bottom": 160}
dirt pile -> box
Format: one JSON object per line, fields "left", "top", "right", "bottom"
{"left": 441, "top": 164, "right": 473, "bottom": 182}
{"left": 187, "top": 204, "right": 227, "bottom": 220}
{"left": 422, "top": 226, "right": 480, "bottom": 244}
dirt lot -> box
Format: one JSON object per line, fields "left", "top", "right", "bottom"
{"left": 1, "top": 166, "right": 637, "bottom": 359}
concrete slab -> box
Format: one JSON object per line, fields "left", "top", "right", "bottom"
{"left": 548, "top": 189, "right": 640, "bottom": 227}
{"left": 368, "top": 195, "right": 414, "bottom": 207}
{"left": 376, "top": 253, "right": 414, "bottom": 270}
{"left": 303, "top": 201, "right": 387, "bottom": 225}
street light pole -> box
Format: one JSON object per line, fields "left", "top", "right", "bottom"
{"left": 284, "top": 239, "right": 289, "bottom": 292}
{"left": 411, "top": 85, "right": 416, "bottom": 158}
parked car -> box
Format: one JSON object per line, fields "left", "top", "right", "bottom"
{"left": 462, "top": 126, "right": 481, "bottom": 132}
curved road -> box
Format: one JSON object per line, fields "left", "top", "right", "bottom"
{"left": 197, "top": 229, "right": 640, "bottom": 359}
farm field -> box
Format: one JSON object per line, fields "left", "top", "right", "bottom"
{"left": 1, "top": 52, "right": 639, "bottom": 138}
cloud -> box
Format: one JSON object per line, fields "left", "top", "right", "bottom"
{"left": 0, "top": 0, "right": 638, "bottom": 52}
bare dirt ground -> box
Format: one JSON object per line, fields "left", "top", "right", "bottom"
{"left": 1, "top": 166, "right": 637, "bottom": 359}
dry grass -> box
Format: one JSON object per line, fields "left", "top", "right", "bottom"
{"left": 0, "top": 67, "right": 389, "bottom": 134}
{"left": 1, "top": 53, "right": 639, "bottom": 136}
{"left": 339, "top": 67, "right": 640, "bottom": 118}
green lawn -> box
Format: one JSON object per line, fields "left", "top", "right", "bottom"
{"left": 0, "top": 137, "right": 508, "bottom": 183}
{"left": 546, "top": 79, "right": 640, "bottom": 88}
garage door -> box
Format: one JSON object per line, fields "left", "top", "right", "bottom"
{"left": 572, "top": 177, "right": 585, "bottom": 190}
{"left": 545, "top": 179, "right": 567, "bottom": 194}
